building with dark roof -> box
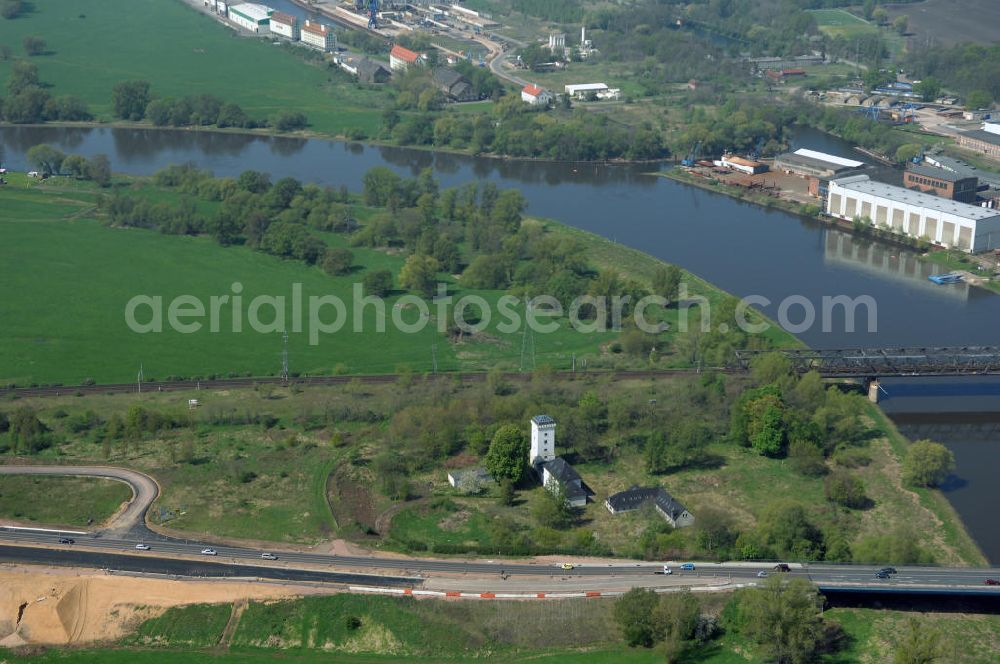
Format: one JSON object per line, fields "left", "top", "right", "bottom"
{"left": 539, "top": 457, "right": 591, "bottom": 507}
{"left": 605, "top": 486, "right": 694, "bottom": 528}
{"left": 432, "top": 67, "right": 477, "bottom": 102}
{"left": 957, "top": 127, "right": 1000, "bottom": 159}
{"left": 357, "top": 58, "right": 391, "bottom": 84}
{"left": 904, "top": 163, "right": 978, "bottom": 203}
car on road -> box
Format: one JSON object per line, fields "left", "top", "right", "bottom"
{"left": 655, "top": 565, "right": 673, "bottom": 575}
{"left": 261, "top": 553, "right": 278, "bottom": 560}
{"left": 560, "top": 563, "right": 575, "bottom": 570}
{"left": 680, "top": 563, "right": 696, "bottom": 571}
{"left": 757, "top": 570, "right": 768, "bottom": 578}
{"left": 200, "top": 548, "right": 217, "bottom": 556}
{"left": 773, "top": 563, "right": 790, "bottom": 572}
{"left": 985, "top": 579, "right": 1000, "bottom": 586}
{"left": 878, "top": 567, "right": 898, "bottom": 575}
{"left": 58, "top": 538, "right": 75, "bottom": 545}
{"left": 134, "top": 543, "right": 150, "bottom": 551}
{"left": 874, "top": 570, "right": 891, "bottom": 579}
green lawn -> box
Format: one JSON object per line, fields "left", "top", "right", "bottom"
{"left": 0, "top": 475, "right": 132, "bottom": 527}
{"left": 0, "top": 0, "right": 388, "bottom": 136}
{"left": 125, "top": 604, "right": 233, "bottom": 648}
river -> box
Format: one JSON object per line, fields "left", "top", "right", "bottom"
{"left": 1, "top": 124, "right": 998, "bottom": 561}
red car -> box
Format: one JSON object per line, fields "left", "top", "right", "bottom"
{"left": 986, "top": 579, "right": 1000, "bottom": 586}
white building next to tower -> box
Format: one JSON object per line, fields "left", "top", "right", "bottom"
{"left": 529, "top": 415, "right": 591, "bottom": 508}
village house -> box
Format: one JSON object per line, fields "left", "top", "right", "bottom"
{"left": 521, "top": 84, "right": 552, "bottom": 106}
{"left": 605, "top": 486, "right": 695, "bottom": 528}
{"left": 432, "top": 68, "right": 477, "bottom": 102}
{"left": 389, "top": 44, "right": 422, "bottom": 72}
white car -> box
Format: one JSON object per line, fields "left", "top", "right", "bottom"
{"left": 135, "top": 543, "right": 150, "bottom": 551}
{"left": 260, "top": 553, "right": 278, "bottom": 560}
{"left": 757, "top": 570, "right": 768, "bottom": 578}
{"left": 663, "top": 566, "right": 673, "bottom": 575}
{"left": 200, "top": 548, "right": 217, "bottom": 556}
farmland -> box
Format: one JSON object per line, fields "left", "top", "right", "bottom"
{"left": 0, "top": 0, "right": 388, "bottom": 136}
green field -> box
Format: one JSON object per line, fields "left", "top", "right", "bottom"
{"left": 809, "top": 8, "right": 873, "bottom": 36}
{"left": 0, "top": 0, "right": 388, "bottom": 136}
{"left": 0, "top": 475, "right": 132, "bottom": 527}
{"left": 3, "top": 595, "right": 999, "bottom": 663}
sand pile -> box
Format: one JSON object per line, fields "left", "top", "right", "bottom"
{"left": 0, "top": 566, "right": 300, "bottom": 646}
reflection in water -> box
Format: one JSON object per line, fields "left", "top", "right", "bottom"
{"left": 823, "top": 230, "right": 970, "bottom": 301}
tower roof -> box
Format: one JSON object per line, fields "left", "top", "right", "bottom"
{"left": 532, "top": 415, "right": 555, "bottom": 426}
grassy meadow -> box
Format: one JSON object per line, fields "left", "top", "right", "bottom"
{"left": 0, "top": 475, "right": 132, "bottom": 527}
{"left": 0, "top": 0, "right": 388, "bottom": 136}
{"left": 4, "top": 594, "right": 1000, "bottom": 663}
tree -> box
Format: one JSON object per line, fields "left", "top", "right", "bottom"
{"left": 902, "top": 440, "right": 954, "bottom": 487}
{"left": 2, "top": 0, "right": 23, "bottom": 20}
{"left": 824, "top": 472, "right": 868, "bottom": 509}
{"left": 22, "top": 35, "right": 44, "bottom": 56}
{"left": 87, "top": 154, "right": 112, "bottom": 187}
{"left": 398, "top": 253, "right": 440, "bottom": 297}
{"left": 965, "top": 89, "right": 993, "bottom": 110}
{"left": 653, "top": 590, "right": 701, "bottom": 661}
{"left": 271, "top": 110, "right": 308, "bottom": 131}
{"left": 894, "top": 618, "right": 943, "bottom": 664}
{"left": 892, "top": 15, "right": 909, "bottom": 36}
{"left": 321, "top": 247, "right": 354, "bottom": 276}
{"left": 217, "top": 102, "right": 249, "bottom": 128}
{"left": 533, "top": 480, "right": 573, "bottom": 529}
{"left": 6, "top": 59, "right": 38, "bottom": 95}
{"left": 112, "top": 80, "right": 151, "bottom": 120}
{"left": 145, "top": 98, "right": 174, "bottom": 126}
{"left": 3, "top": 86, "right": 49, "bottom": 123}
{"left": 61, "top": 154, "right": 89, "bottom": 179}
{"left": 9, "top": 406, "right": 48, "bottom": 453}
{"left": 26, "top": 143, "right": 65, "bottom": 176}
{"left": 914, "top": 76, "right": 942, "bottom": 102}
{"left": 738, "top": 577, "right": 826, "bottom": 664}
{"left": 652, "top": 264, "right": 682, "bottom": 303}
{"left": 362, "top": 269, "right": 393, "bottom": 298}
{"left": 895, "top": 143, "right": 923, "bottom": 164}
{"left": 614, "top": 588, "right": 660, "bottom": 647}
{"left": 484, "top": 423, "right": 528, "bottom": 484}
{"left": 237, "top": 170, "right": 271, "bottom": 194}
{"left": 362, "top": 166, "right": 402, "bottom": 207}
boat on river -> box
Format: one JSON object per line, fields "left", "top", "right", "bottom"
{"left": 928, "top": 272, "right": 964, "bottom": 285}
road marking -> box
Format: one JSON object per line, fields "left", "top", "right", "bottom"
{"left": 0, "top": 526, "right": 88, "bottom": 535}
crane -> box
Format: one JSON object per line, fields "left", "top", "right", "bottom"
{"left": 367, "top": 0, "right": 379, "bottom": 30}
{"left": 681, "top": 141, "right": 701, "bottom": 167}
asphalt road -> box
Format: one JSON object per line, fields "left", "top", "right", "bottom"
{"left": 3, "top": 466, "right": 1000, "bottom": 595}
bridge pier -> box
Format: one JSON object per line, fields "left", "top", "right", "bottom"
{"left": 867, "top": 378, "right": 880, "bottom": 404}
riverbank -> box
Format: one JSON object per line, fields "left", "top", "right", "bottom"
{"left": 662, "top": 168, "right": 1000, "bottom": 294}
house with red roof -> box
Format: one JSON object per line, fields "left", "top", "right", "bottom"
{"left": 389, "top": 44, "right": 422, "bottom": 72}
{"left": 521, "top": 83, "right": 552, "bottom": 106}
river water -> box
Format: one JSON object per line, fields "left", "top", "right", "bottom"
{"left": 1, "top": 124, "right": 998, "bottom": 561}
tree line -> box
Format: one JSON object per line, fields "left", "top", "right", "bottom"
{"left": 25, "top": 144, "right": 111, "bottom": 185}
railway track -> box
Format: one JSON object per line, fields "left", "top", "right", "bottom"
{"left": 2, "top": 369, "right": 728, "bottom": 399}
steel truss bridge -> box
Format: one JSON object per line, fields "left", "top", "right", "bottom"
{"left": 733, "top": 347, "right": 1000, "bottom": 378}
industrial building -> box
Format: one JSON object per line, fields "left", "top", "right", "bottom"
{"left": 720, "top": 155, "right": 768, "bottom": 175}
{"left": 774, "top": 148, "right": 865, "bottom": 178}
{"left": 748, "top": 54, "right": 824, "bottom": 71}
{"left": 957, "top": 121, "right": 1000, "bottom": 159}
{"left": 564, "top": 83, "right": 621, "bottom": 100}
{"left": 904, "top": 163, "right": 978, "bottom": 203}
{"left": 827, "top": 174, "right": 1000, "bottom": 253}
{"left": 268, "top": 11, "right": 299, "bottom": 40}
{"left": 301, "top": 20, "right": 336, "bottom": 52}
{"left": 227, "top": 3, "right": 273, "bottom": 33}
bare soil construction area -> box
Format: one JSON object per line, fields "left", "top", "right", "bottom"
{"left": 0, "top": 566, "right": 301, "bottom": 646}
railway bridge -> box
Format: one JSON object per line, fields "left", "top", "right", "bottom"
{"left": 734, "top": 346, "right": 1000, "bottom": 402}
